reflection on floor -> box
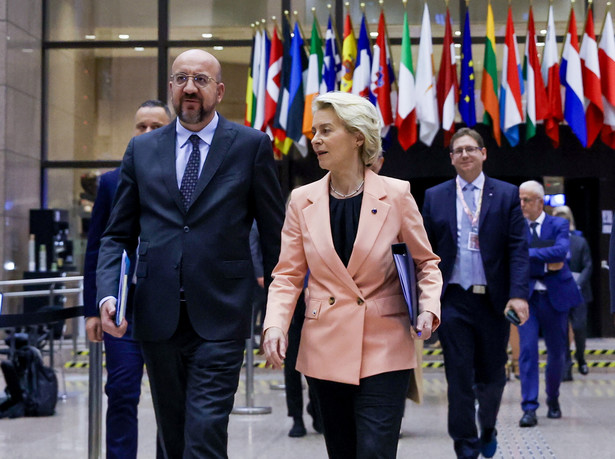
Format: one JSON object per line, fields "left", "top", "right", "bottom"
{"left": 1, "top": 338, "right": 614, "bottom": 458}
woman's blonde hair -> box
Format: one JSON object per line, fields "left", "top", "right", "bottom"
{"left": 313, "top": 92, "right": 382, "bottom": 167}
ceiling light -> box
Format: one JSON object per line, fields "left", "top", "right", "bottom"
{"left": 118, "top": 34, "right": 130, "bottom": 40}
{"left": 85, "top": 35, "right": 96, "bottom": 40}
{"left": 540, "top": 29, "right": 547, "bottom": 35}
{"left": 454, "top": 31, "right": 461, "bottom": 36}
{"left": 213, "top": 46, "right": 224, "bottom": 51}
{"left": 202, "top": 33, "right": 213, "bottom": 39}
{"left": 134, "top": 47, "right": 145, "bottom": 51}
{"left": 370, "top": 32, "right": 378, "bottom": 38}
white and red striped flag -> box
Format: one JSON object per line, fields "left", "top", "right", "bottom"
{"left": 264, "top": 26, "right": 283, "bottom": 140}
{"left": 541, "top": 5, "right": 563, "bottom": 147}
{"left": 436, "top": 7, "right": 458, "bottom": 146}
{"left": 580, "top": 5, "right": 603, "bottom": 147}
{"left": 370, "top": 10, "right": 396, "bottom": 136}
{"left": 599, "top": 10, "right": 615, "bottom": 148}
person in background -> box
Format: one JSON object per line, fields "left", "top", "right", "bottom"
{"left": 422, "top": 127, "right": 529, "bottom": 459}
{"left": 263, "top": 91, "right": 442, "bottom": 459}
{"left": 83, "top": 99, "right": 171, "bottom": 459}
{"left": 96, "top": 49, "right": 285, "bottom": 458}
{"left": 518, "top": 181, "right": 583, "bottom": 427}
{"left": 552, "top": 205, "right": 592, "bottom": 379}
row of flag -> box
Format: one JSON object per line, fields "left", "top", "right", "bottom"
{"left": 244, "top": 4, "right": 615, "bottom": 157}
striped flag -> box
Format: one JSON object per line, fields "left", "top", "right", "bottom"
{"left": 253, "top": 28, "right": 270, "bottom": 131}
{"left": 499, "top": 7, "right": 524, "bottom": 147}
{"left": 244, "top": 32, "right": 256, "bottom": 127}
{"left": 459, "top": 10, "right": 476, "bottom": 127}
{"left": 264, "top": 26, "right": 283, "bottom": 140}
{"left": 415, "top": 3, "right": 439, "bottom": 146}
{"left": 541, "top": 5, "right": 563, "bottom": 148}
{"left": 273, "top": 14, "right": 293, "bottom": 155}
{"left": 370, "top": 10, "right": 396, "bottom": 136}
{"left": 395, "top": 10, "right": 417, "bottom": 150}
{"left": 353, "top": 14, "right": 373, "bottom": 103}
{"left": 561, "top": 7, "right": 587, "bottom": 147}
{"left": 341, "top": 12, "right": 356, "bottom": 93}
{"left": 599, "top": 10, "right": 615, "bottom": 148}
{"left": 320, "top": 15, "right": 341, "bottom": 94}
{"left": 436, "top": 7, "right": 458, "bottom": 146}
{"left": 524, "top": 6, "right": 548, "bottom": 142}
{"left": 481, "top": 2, "right": 501, "bottom": 146}
{"left": 287, "top": 21, "right": 307, "bottom": 145}
{"left": 580, "top": 5, "right": 603, "bottom": 147}
{"left": 302, "top": 16, "right": 323, "bottom": 139}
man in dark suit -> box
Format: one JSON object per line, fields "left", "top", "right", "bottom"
{"left": 83, "top": 99, "right": 170, "bottom": 459}
{"left": 96, "top": 49, "right": 285, "bottom": 458}
{"left": 422, "top": 128, "right": 529, "bottom": 459}
{"left": 552, "top": 205, "right": 593, "bottom": 379}
{"left": 518, "top": 181, "right": 583, "bottom": 427}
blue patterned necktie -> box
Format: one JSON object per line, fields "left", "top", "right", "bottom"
{"left": 459, "top": 183, "right": 476, "bottom": 289}
{"left": 530, "top": 221, "right": 539, "bottom": 243}
{"left": 180, "top": 134, "right": 201, "bottom": 210}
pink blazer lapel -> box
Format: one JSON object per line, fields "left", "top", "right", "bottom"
{"left": 347, "top": 170, "right": 389, "bottom": 277}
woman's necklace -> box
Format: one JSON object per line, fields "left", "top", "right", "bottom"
{"left": 329, "top": 179, "right": 364, "bottom": 199}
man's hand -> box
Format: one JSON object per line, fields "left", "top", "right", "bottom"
{"left": 256, "top": 276, "right": 265, "bottom": 289}
{"left": 547, "top": 262, "right": 564, "bottom": 272}
{"left": 85, "top": 316, "right": 103, "bottom": 342}
{"left": 262, "top": 326, "right": 287, "bottom": 369}
{"left": 505, "top": 298, "right": 529, "bottom": 326}
{"left": 411, "top": 311, "right": 436, "bottom": 341}
{"left": 100, "top": 298, "right": 127, "bottom": 338}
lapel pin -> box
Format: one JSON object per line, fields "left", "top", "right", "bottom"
{"left": 371, "top": 208, "right": 377, "bottom": 214}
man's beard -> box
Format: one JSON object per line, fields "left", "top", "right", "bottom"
{"left": 175, "top": 96, "right": 207, "bottom": 124}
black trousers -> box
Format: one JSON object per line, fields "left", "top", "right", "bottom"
{"left": 307, "top": 370, "right": 410, "bottom": 459}
{"left": 141, "top": 303, "right": 245, "bottom": 459}
{"left": 566, "top": 301, "right": 588, "bottom": 366}
{"left": 438, "top": 285, "right": 510, "bottom": 459}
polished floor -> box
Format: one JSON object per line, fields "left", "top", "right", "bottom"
{"left": 1, "top": 338, "right": 615, "bottom": 458}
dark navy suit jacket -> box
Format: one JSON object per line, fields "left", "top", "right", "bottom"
{"left": 528, "top": 214, "right": 583, "bottom": 311}
{"left": 96, "top": 116, "right": 285, "bottom": 342}
{"left": 83, "top": 168, "right": 121, "bottom": 318}
{"left": 422, "top": 175, "right": 529, "bottom": 312}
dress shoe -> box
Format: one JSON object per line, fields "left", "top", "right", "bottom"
{"left": 547, "top": 399, "right": 562, "bottom": 419}
{"left": 519, "top": 410, "right": 538, "bottom": 427}
{"left": 578, "top": 362, "right": 589, "bottom": 375}
{"left": 288, "top": 417, "right": 306, "bottom": 437}
{"left": 480, "top": 429, "right": 498, "bottom": 458}
{"left": 562, "top": 364, "right": 573, "bottom": 382}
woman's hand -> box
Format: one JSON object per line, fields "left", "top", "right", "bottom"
{"left": 411, "top": 311, "right": 436, "bottom": 341}
{"left": 262, "top": 327, "right": 288, "bottom": 370}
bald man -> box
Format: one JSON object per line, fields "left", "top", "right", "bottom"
{"left": 96, "top": 50, "right": 285, "bottom": 458}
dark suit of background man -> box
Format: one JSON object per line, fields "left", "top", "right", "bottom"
{"left": 83, "top": 99, "right": 170, "bottom": 459}
{"left": 422, "top": 128, "right": 529, "bottom": 459}
{"left": 96, "top": 49, "right": 285, "bottom": 459}
{"left": 518, "top": 181, "right": 583, "bottom": 428}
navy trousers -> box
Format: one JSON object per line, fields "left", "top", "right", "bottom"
{"left": 438, "top": 285, "right": 510, "bottom": 459}
{"left": 104, "top": 320, "right": 145, "bottom": 459}
{"left": 140, "top": 303, "right": 245, "bottom": 459}
{"left": 519, "top": 291, "right": 569, "bottom": 411}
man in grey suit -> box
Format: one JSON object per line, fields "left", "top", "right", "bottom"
{"left": 97, "top": 49, "right": 285, "bottom": 458}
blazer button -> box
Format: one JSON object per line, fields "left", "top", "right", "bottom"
{"left": 357, "top": 298, "right": 364, "bottom": 306}
{"left": 183, "top": 226, "right": 190, "bottom": 233}
{"left": 329, "top": 297, "right": 335, "bottom": 305}
{"left": 312, "top": 309, "right": 317, "bottom": 316}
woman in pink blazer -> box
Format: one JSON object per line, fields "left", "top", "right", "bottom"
{"left": 263, "top": 92, "right": 442, "bottom": 458}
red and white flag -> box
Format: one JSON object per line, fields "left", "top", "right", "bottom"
{"left": 580, "top": 6, "right": 603, "bottom": 147}
{"left": 370, "top": 10, "right": 396, "bottom": 136}
{"left": 541, "top": 5, "right": 563, "bottom": 148}
{"left": 436, "top": 7, "right": 458, "bottom": 146}
{"left": 599, "top": 11, "right": 615, "bottom": 148}
{"left": 264, "top": 26, "right": 283, "bottom": 139}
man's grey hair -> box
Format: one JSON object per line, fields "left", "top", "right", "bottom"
{"left": 519, "top": 180, "right": 545, "bottom": 198}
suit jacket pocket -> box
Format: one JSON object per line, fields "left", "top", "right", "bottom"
{"left": 136, "top": 261, "right": 147, "bottom": 278}
{"left": 305, "top": 300, "right": 322, "bottom": 320}
{"left": 221, "top": 260, "right": 251, "bottom": 279}
{"left": 137, "top": 241, "right": 149, "bottom": 256}
{"left": 374, "top": 295, "right": 407, "bottom": 316}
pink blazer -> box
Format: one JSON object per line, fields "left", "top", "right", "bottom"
{"left": 263, "top": 169, "right": 442, "bottom": 385}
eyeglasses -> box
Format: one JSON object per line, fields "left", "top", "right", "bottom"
{"left": 170, "top": 73, "right": 218, "bottom": 88}
{"left": 451, "top": 146, "right": 482, "bottom": 156}
{"left": 520, "top": 197, "right": 540, "bottom": 204}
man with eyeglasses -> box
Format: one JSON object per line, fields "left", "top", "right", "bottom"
{"left": 422, "top": 128, "right": 529, "bottom": 459}
{"left": 517, "top": 181, "right": 583, "bottom": 428}
{"left": 84, "top": 99, "right": 171, "bottom": 459}
{"left": 96, "top": 49, "right": 285, "bottom": 458}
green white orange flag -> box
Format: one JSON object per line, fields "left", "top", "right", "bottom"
{"left": 302, "top": 16, "right": 323, "bottom": 139}
{"left": 481, "top": 2, "right": 501, "bottom": 146}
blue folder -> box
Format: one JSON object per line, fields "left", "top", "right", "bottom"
{"left": 391, "top": 243, "right": 418, "bottom": 328}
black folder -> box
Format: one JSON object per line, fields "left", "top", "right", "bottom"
{"left": 391, "top": 243, "right": 418, "bottom": 328}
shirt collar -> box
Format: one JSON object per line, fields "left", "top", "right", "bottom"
{"left": 175, "top": 112, "right": 219, "bottom": 148}
{"left": 529, "top": 211, "right": 546, "bottom": 226}
{"left": 456, "top": 172, "right": 485, "bottom": 191}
